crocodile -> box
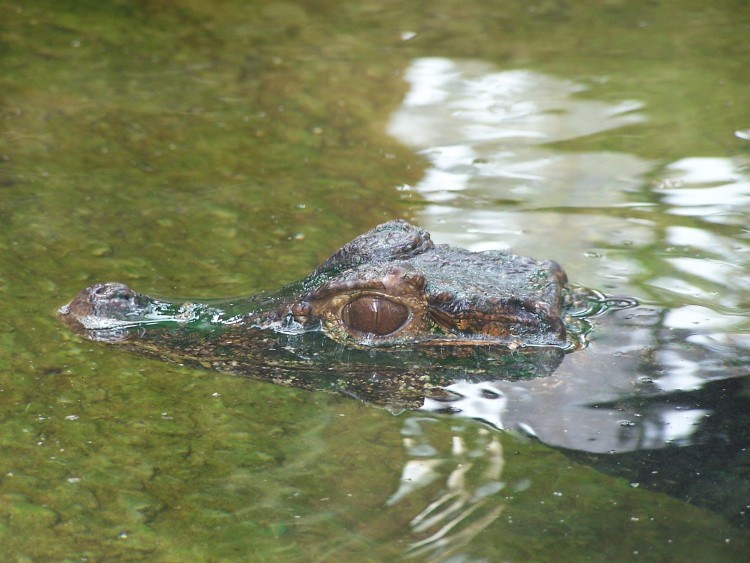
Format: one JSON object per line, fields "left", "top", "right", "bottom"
{"left": 59, "top": 219, "right": 616, "bottom": 409}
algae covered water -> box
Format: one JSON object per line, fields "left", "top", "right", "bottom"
{"left": 2, "top": 0, "right": 750, "bottom": 559}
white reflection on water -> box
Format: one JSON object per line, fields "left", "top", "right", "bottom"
{"left": 388, "top": 57, "right": 651, "bottom": 268}
{"left": 664, "top": 304, "right": 745, "bottom": 331}
{"left": 392, "top": 58, "right": 645, "bottom": 148}
{"left": 382, "top": 58, "right": 750, "bottom": 554}
{"left": 387, "top": 57, "right": 750, "bottom": 454}
{"left": 388, "top": 417, "right": 507, "bottom": 560}
{"left": 647, "top": 408, "right": 709, "bottom": 447}
{"left": 660, "top": 157, "right": 750, "bottom": 224}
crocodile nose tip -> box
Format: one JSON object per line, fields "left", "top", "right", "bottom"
{"left": 60, "top": 281, "right": 136, "bottom": 321}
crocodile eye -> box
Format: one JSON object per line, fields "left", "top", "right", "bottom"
{"left": 342, "top": 296, "right": 409, "bottom": 336}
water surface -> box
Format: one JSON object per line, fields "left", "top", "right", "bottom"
{"left": 2, "top": 0, "right": 750, "bottom": 560}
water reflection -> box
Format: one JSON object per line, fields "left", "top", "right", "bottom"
{"left": 661, "top": 157, "right": 750, "bottom": 223}
{"left": 388, "top": 57, "right": 651, "bottom": 260}
{"left": 383, "top": 57, "right": 750, "bottom": 539}
{"left": 388, "top": 417, "right": 507, "bottom": 560}
{"left": 385, "top": 313, "right": 750, "bottom": 553}
{"left": 388, "top": 56, "right": 750, "bottom": 449}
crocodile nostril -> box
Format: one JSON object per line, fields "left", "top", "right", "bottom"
{"left": 92, "top": 284, "right": 110, "bottom": 297}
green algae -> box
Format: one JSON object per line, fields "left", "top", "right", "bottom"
{"left": 2, "top": 0, "right": 750, "bottom": 559}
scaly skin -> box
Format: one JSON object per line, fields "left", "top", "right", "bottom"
{"left": 59, "top": 220, "right": 581, "bottom": 408}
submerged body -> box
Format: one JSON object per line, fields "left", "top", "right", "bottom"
{"left": 60, "top": 222, "right": 750, "bottom": 530}
{"left": 59, "top": 220, "right": 619, "bottom": 408}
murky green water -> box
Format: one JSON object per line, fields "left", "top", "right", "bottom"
{"left": 2, "top": 0, "right": 750, "bottom": 560}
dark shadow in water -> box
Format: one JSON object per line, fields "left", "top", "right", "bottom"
{"left": 421, "top": 306, "right": 750, "bottom": 531}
